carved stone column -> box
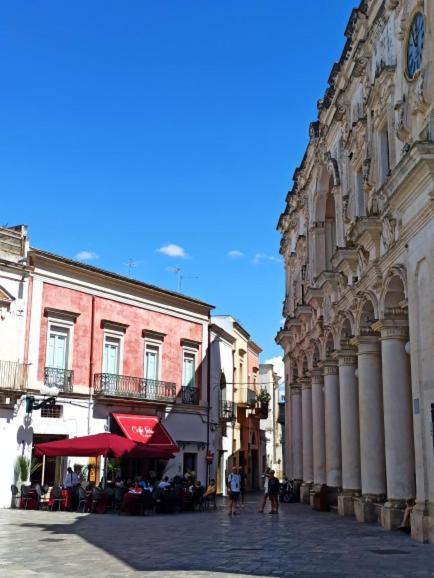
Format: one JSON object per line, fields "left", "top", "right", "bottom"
{"left": 373, "top": 318, "right": 416, "bottom": 530}
{"left": 300, "top": 377, "right": 313, "bottom": 503}
{"left": 352, "top": 334, "right": 386, "bottom": 523}
{"left": 311, "top": 369, "right": 326, "bottom": 487}
{"left": 290, "top": 385, "right": 303, "bottom": 481}
{"left": 323, "top": 360, "right": 342, "bottom": 494}
{"left": 336, "top": 347, "right": 361, "bottom": 516}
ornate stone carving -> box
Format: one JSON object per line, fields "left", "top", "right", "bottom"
{"left": 394, "top": 96, "right": 412, "bottom": 143}
{"left": 357, "top": 246, "right": 370, "bottom": 274}
{"left": 381, "top": 215, "right": 399, "bottom": 250}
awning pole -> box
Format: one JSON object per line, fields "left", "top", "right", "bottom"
{"left": 41, "top": 455, "right": 46, "bottom": 486}
{"left": 103, "top": 456, "right": 108, "bottom": 489}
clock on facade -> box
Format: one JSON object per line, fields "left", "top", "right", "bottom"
{"left": 407, "top": 12, "right": 425, "bottom": 79}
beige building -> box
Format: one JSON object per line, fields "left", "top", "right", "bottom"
{"left": 277, "top": 0, "right": 434, "bottom": 544}
{"left": 259, "top": 364, "right": 284, "bottom": 479}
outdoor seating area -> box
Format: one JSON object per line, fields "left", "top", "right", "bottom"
{"left": 11, "top": 476, "right": 217, "bottom": 516}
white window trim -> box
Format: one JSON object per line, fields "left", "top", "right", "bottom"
{"left": 144, "top": 339, "right": 162, "bottom": 381}
{"left": 102, "top": 330, "right": 124, "bottom": 375}
{"left": 45, "top": 317, "right": 74, "bottom": 371}
{"left": 182, "top": 347, "right": 197, "bottom": 388}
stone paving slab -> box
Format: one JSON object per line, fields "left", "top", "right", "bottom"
{"left": 0, "top": 497, "right": 433, "bottom": 577}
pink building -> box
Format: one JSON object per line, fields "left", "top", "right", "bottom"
{"left": 15, "top": 248, "right": 214, "bottom": 487}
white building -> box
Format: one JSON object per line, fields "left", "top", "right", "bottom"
{"left": 276, "top": 0, "right": 434, "bottom": 544}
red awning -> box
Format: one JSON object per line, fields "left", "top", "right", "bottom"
{"left": 33, "top": 433, "right": 169, "bottom": 459}
{"left": 112, "top": 414, "right": 179, "bottom": 454}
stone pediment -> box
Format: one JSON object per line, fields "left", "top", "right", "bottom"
{"left": 0, "top": 286, "right": 15, "bottom": 306}
{"left": 349, "top": 217, "right": 382, "bottom": 259}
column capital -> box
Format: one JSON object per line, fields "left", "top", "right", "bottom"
{"left": 322, "top": 359, "right": 338, "bottom": 376}
{"left": 351, "top": 334, "right": 381, "bottom": 355}
{"left": 290, "top": 383, "right": 302, "bottom": 394}
{"left": 298, "top": 377, "right": 311, "bottom": 390}
{"left": 372, "top": 318, "right": 408, "bottom": 341}
{"left": 333, "top": 347, "right": 357, "bottom": 366}
{"left": 310, "top": 368, "right": 324, "bottom": 385}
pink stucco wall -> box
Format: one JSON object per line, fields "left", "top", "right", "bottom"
{"left": 247, "top": 349, "right": 259, "bottom": 375}
{"left": 37, "top": 284, "right": 204, "bottom": 395}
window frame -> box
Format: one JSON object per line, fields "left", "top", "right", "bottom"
{"left": 45, "top": 318, "right": 74, "bottom": 371}
{"left": 182, "top": 348, "right": 197, "bottom": 388}
{"left": 102, "top": 330, "right": 123, "bottom": 375}
{"left": 144, "top": 341, "right": 162, "bottom": 381}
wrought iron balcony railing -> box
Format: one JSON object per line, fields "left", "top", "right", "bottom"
{"left": 181, "top": 385, "right": 199, "bottom": 405}
{"left": 236, "top": 387, "right": 257, "bottom": 407}
{"left": 93, "top": 373, "right": 176, "bottom": 403}
{"left": 220, "top": 399, "right": 236, "bottom": 421}
{"left": 0, "top": 360, "right": 29, "bottom": 390}
{"left": 44, "top": 367, "right": 74, "bottom": 392}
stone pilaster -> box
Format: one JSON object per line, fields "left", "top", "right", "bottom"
{"left": 290, "top": 385, "right": 303, "bottom": 481}
{"left": 311, "top": 369, "right": 326, "bottom": 486}
{"left": 335, "top": 347, "right": 361, "bottom": 516}
{"left": 352, "top": 334, "right": 387, "bottom": 523}
{"left": 373, "top": 318, "right": 415, "bottom": 530}
{"left": 323, "top": 360, "right": 342, "bottom": 493}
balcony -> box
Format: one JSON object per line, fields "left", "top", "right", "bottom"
{"left": 0, "top": 360, "right": 29, "bottom": 391}
{"left": 181, "top": 385, "right": 199, "bottom": 405}
{"left": 44, "top": 367, "right": 74, "bottom": 392}
{"left": 236, "top": 387, "right": 257, "bottom": 407}
{"left": 277, "top": 402, "right": 285, "bottom": 424}
{"left": 93, "top": 373, "right": 176, "bottom": 403}
{"left": 220, "top": 400, "right": 236, "bottom": 421}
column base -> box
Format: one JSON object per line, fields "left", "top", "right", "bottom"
{"left": 337, "top": 490, "right": 359, "bottom": 516}
{"left": 380, "top": 500, "right": 406, "bottom": 530}
{"left": 411, "top": 501, "right": 434, "bottom": 544}
{"left": 300, "top": 482, "right": 312, "bottom": 504}
{"left": 326, "top": 486, "right": 339, "bottom": 507}
{"left": 354, "top": 495, "right": 385, "bottom": 524}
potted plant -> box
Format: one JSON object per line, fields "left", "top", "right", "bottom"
{"left": 257, "top": 389, "right": 271, "bottom": 418}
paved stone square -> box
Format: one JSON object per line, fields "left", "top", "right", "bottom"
{"left": 1, "top": 496, "right": 434, "bottom": 578}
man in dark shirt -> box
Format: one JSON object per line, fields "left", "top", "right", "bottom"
{"left": 267, "top": 470, "right": 280, "bottom": 514}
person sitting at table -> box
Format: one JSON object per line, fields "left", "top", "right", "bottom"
{"left": 192, "top": 480, "right": 205, "bottom": 509}
{"left": 204, "top": 479, "right": 216, "bottom": 499}
{"left": 128, "top": 481, "right": 142, "bottom": 495}
{"left": 158, "top": 476, "right": 171, "bottom": 489}
{"left": 114, "top": 476, "right": 124, "bottom": 488}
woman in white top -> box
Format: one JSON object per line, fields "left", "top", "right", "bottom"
{"left": 258, "top": 467, "right": 271, "bottom": 513}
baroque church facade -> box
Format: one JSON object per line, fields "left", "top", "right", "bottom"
{"left": 276, "top": 0, "right": 434, "bottom": 543}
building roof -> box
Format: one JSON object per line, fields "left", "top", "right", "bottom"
{"left": 30, "top": 248, "right": 215, "bottom": 312}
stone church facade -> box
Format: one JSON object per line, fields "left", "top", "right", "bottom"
{"left": 276, "top": 0, "right": 434, "bottom": 543}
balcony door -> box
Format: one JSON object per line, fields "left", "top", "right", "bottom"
{"left": 182, "top": 353, "right": 195, "bottom": 388}
{"left": 46, "top": 326, "right": 69, "bottom": 369}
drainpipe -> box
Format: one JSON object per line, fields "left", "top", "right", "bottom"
{"left": 206, "top": 317, "right": 211, "bottom": 485}
{"left": 87, "top": 295, "right": 95, "bottom": 435}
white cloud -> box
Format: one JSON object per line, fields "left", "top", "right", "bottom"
{"left": 74, "top": 250, "right": 98, "bottom": 261}
{"left": 157, "top": 244, "right": 187, "bottom": 258}
{"left": 228, "top": 250, "right": 244, "bottom": 258}
{"left": 253, "top": 252, "right": 266, "bottom": 264}
{"left": 264, "top": 356, "right": 285, "bottom": 381}
{"left": 253, "top": 253, "right": 281, "bottom": 265}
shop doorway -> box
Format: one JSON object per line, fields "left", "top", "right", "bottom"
{"left": 31, "top": 434, "right": 67, "bottom": 487}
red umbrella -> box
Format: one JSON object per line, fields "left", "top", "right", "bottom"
{"left": 33, "top": 432, "right": 173, "bottom": 459}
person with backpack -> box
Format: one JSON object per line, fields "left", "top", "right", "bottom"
{"left": 226, "top": 466, "right": 241, "bottom": 516}
{"left": 267, "top": 470, "right": 280, "bottom": 514}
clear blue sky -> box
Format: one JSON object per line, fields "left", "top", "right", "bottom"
{"left": 1, "top": 0, "right": 355, "bottom": 363}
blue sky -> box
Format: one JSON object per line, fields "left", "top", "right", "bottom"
{"left": 0, "top": 0, "right": 355, "bottom": 366}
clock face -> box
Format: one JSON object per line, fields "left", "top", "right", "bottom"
{"left": 407, "top": 12, "right": 425, "bottom": 79}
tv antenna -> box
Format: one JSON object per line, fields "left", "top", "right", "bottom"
{"left": 167, "top": 267, "right": 198, "bottom": 292}
{"left": 126, "top": 258, "right": 139, "bottom": 278}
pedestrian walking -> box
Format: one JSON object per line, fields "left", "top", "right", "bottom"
{"left": 238, "top": 466, "right": 247, "bottom": 506}
{"left": 267, "top": 470, "right": 280, "bottom": 514}
{"left": 258, "top": 467, "right": 271, "bottom": 513}
{"left": 227, "top": 467, "right": 241, "bottom": 516}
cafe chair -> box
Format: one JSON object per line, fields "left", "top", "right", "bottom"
{"left": 77, "top": 486, "right": 88, "bottom": 513}
{"left": 50, "top": 485, "right": 65, "bottom": 511}
{"left": 20, "top": 485, "right": 34, "bottom": 510}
